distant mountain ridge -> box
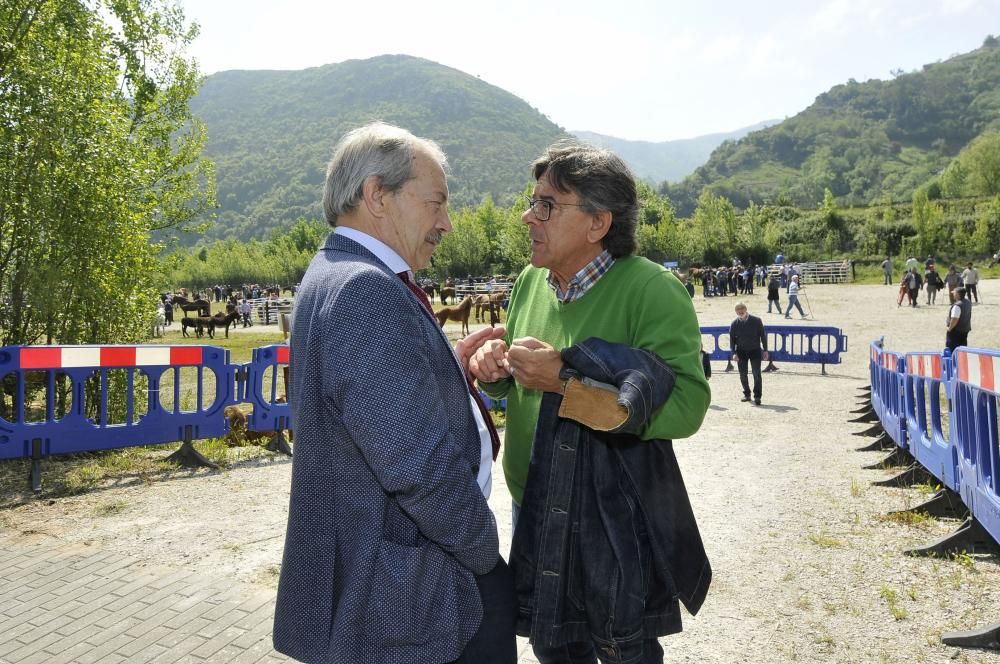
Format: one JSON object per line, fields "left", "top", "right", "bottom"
{"left": 662, "top": 38, "right": 1000, "bottom": 216}
{"left": 573, "top": 121, "right": 779, "bottom": 183}
{"left": 187, "top": 55, "right": 568, "bottom": 243}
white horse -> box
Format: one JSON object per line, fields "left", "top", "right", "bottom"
{"left": 152, "top": 305, "right": 167, "bottom": 338}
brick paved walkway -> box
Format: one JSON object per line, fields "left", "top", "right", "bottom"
{"left": 0, "top": 530, "right": 542, "bottom": 663}
{"left": 0, "top": 532, "right": 289, "bottom": 664}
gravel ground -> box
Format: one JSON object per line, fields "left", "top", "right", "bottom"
{"left": 3, "top": 280, "right": 1000, "bottom": 663}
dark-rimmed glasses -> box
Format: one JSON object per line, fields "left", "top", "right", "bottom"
{"left": 525, "top": 198, "right": 588, "bottom": 222}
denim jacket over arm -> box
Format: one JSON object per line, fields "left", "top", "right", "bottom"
{"left": 509, "top": 337, "right": 711, "bottom": 663}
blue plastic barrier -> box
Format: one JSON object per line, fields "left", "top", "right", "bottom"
{"left": 701, "top": 325, "right": 848, "bottom": 374}
{"left": 243, "top": 344, "right": 292, "bottom": 454}
{"left": 0, "top": 344, "right": 239, "bottom": 490}
{"left": 871, "top": 344, "right": 907, "bottom": 449}
{"left": 952, "top": 348, "right": 1000, "bottom": 544}
{"left": 903, "top": 351, "right": 958, "bottom": 491}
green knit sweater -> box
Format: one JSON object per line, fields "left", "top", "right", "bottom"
{"left": 482, "top": 256, "right": 711, "bottom": 505}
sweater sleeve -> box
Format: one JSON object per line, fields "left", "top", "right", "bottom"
{"left": 758, "top": 318, "right": 767, "bottom": 352}
{"left": 631, "top": 269, "right": 711, "bottom": 441}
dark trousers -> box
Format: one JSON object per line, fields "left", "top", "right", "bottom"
{"left": 450, "top": 557, "right": 517, "bottom": 664}
{"left": 967, "top": 284, "right": 979, "bottom": 302}
{"left": 946, "top": 331, "right": 969, "bottom": 353}
{"left": 737, "top": 350, "right": 763, "bottom": 399}
{"left": 534, "top": 637, "right": 664, "bottom": 664}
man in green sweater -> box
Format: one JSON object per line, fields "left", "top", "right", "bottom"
{"left": 469, "top": 141, "right": 711, "bottom": 662}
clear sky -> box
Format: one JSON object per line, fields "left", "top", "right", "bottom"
{"left": 178, "top": 0, "right": 999, "bottom": 142}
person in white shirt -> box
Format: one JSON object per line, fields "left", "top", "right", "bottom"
{"left": 961, "top": 262, "right": 980, "bottom": 303}
{"left": 784, "top": 275, "right": 807, "bottom": 318}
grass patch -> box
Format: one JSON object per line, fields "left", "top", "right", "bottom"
{"left": 850, "top": 477, "right": 864, "bottom": 498}
{"left": 883, "top": 510, "right": 935, "bottom": 527}
{"left": 807, "top": 532, "right": 843, "bottom": 548}
{"left": 879, "top": 585, "right": 908, "bottom": 621}
{"left": 94, "top": 499, "right": 128, "bottom": 516}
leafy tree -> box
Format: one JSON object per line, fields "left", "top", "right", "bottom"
{"left": 0, "top": 0, "right": 213, "bottom": 346}
{"left": 433, "top": 206, "right": 490, "bottom": 277}
{"left": 962, "top": 132, "right": 1000, "bottom": 196}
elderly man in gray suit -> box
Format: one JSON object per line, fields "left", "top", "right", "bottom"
{"left": 273, "top": 122, "right": 515, "bottom": 664}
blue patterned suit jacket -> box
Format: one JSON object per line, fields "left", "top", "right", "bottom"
{"left": 273, "top": 233, "right": 499, "bottom": 663}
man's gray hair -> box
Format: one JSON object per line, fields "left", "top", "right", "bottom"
{"left": 323, "top": 122, "right": 447, "bottom": 226}
{"left": 531, "top": 140, "right": 639, "bottom": 257}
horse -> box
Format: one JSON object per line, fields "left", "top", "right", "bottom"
{"left": 152, "top": 306, "right": 166, "bottom": 338}
{"left": 421, "top": 282, "right": 438, "bottom": 301}
{"left": 439, "top": 285, "right": 456, "bottom": 305}
{"left": 473, "top": 294, "right": 492, "bottom": 323}
{"left": 434, "top": 296, "right": 473, "bottom": 335}
{"left": 173, "top": 295, "right": 210, "bottom": 317}
{"left": 181, "top": 316, "right": 207, "bottom": 338}
{"left": 210, "top": 310, "right": 241, "bottom": 338}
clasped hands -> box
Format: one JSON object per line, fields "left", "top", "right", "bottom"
{"left": 461, "top": 326, "right": 564, "bottom": 393}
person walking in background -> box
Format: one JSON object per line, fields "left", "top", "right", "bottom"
{"left": 947, "top": 286, "right": 972, "bottom": 352}
{"left": 730, "top": 302, "right": 768, "bottom": 405}
{"left": 925, "top": 264, "right": 944, "bottom": 305}
{"left": 881, "top": 256, "right": 893, "bottom": 285}
{"left": 240, "top": 299, "right": 252, "bottom": 327}
{"left": 962, "top": 262, "right": 980, "bottom": 303}
{"left": 766, "top": 274, "right": 782, "bottom": 313}
{"left": 904, "top": 267, "right": 922, "bottom": 307}
{"left": 273, "top": 122, "right": 515, "bottom": 664}
{"left": 784, "top": 275, "right": 807, "bottom": 318}
{"left": 944, "top": 264, "right": 963, "bottom": 302}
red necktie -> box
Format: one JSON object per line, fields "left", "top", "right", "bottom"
{"left": 399, "top": 272, "right": 501, "bottom": 459}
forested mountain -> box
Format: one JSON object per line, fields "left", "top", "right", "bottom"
{"left": 186, "top": 55, "right": 568, "bottom": 243}
{"left": 662, "top": 38, "right": 1000, "bottom": 216}
{"left": 573, "top": 120, "right": 778, "bottom": 183}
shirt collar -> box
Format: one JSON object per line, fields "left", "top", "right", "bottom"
{"left": 547, "top": 250, "right": 616, "bottom": 304}
{"left": 334, "top": 226, "right": 411, "bottom": 276}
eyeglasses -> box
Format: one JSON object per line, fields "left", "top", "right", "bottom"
{"left": 524, "top": 197, "right": 588, "bottom": 222}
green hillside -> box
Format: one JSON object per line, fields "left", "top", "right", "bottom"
{"left": 187, "top": 55, "right": 568, "bottom": 243}
{"left": 573, "top": 120, "right": 778, "bottom": 184}
{"left": 662, "top": 38, "right": 1000, "bottom": 216}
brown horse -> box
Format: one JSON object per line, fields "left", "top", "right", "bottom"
{"left": 473, "top": 295, "right": 491, "bottom": 323}
{"left": 173, "top": 295, "right": 210, "bottom": 317}
{"left": 210, "top": 310, "right": 241, "bottom": 338}
{"left": 439, "top": 285, "right": 455, "bottom": 305}
{"left": 434, "top": 296, "right": 473, "bottom": 335}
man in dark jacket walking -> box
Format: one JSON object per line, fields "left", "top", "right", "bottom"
{"left": 730, "top": 302, "right": 768, "bottom": 405}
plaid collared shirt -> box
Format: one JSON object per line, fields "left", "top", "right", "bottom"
{"left": 548, "top": 250, "right": 616, "bottom": 303}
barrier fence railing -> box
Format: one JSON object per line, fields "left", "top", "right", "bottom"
{"left": 0, "top": 328, "right": 848, "bottom": 493}
{"left": 0, "top": 345, "right": 239, "bottom": 492}
{"left": 701, "top": 325, "right": 848, "bottom": 375}
{"left": 863, "top": 341, "right": 1000, "bottom": 648}
{"left": 865, "top": 342, "right": 1000, "bottom": 543}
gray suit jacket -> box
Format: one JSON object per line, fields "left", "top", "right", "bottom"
{"left": 273, "top": 233, "right": 498, "bottom": 663}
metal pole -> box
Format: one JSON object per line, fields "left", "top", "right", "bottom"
{"left": 803, "top": 292, "right": 815, "bottom": 320}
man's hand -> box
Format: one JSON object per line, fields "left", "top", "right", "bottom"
{"left": 763, "top": 351, "right": 769, "bottom": 361}
{"left": 507, "top": 337, "right": 564, "bottom": 393}
{"left": 467, "top": 334, "right": 511, "bottom": 383}
{"left": 457, "top": 325, "right": 507, "bottom": 373}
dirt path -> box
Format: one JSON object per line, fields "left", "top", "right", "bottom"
{"left": 4, "top": 280, "right": 1000, "bottom": 662}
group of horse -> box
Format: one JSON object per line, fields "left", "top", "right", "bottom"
{"left": 419, "top": 280, "right": 457, "bottom": 305}
{"left": 433, "top": 291, "right": 507, "bottom": 336}
{"left": 180, "top": 305, "right": 241, "bottom": 339}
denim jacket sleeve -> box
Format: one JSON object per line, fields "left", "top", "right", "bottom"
{"left": 559, "top": 337, "right": 677, "bottom": 435}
